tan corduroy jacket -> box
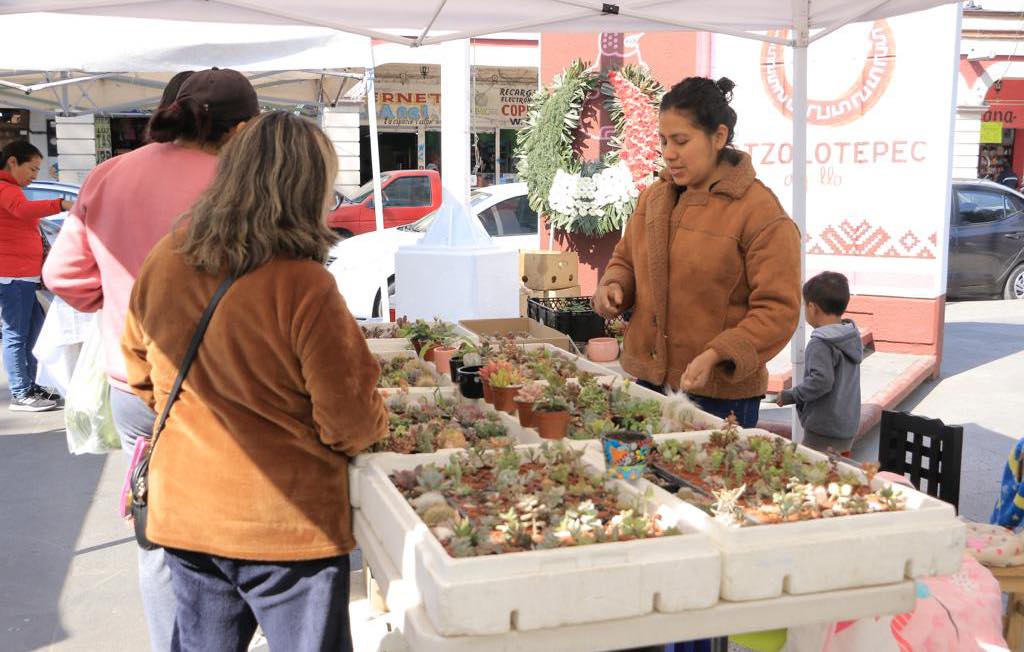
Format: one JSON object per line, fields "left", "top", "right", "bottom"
{"left": 122, "top": 232, "right": 388, "bottom": 562}
{"left": 599, "top": 152, "right": 801, "bottom": 399}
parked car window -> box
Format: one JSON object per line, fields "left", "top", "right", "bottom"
{"left": 480, "top": 196, "right": 537, "bottom": 237}
{"left": 383, "top": 176, "right": 432, "bottom": 208}
{"left": 1006, "top": 194, "right": 1024, "bottom": 219}
{"left": 25, "top": 187, "right": 74, "bottom": 202}
{"left": 957, "top": 189, "right": 1006, "bottom": 225}
{"left": 349, "top": 174, "right": 391, "bottom": 204}
{"left": 478, "top": 207, "right": 499, "bottom": 236}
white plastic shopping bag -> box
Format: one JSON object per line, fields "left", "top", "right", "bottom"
{"left": 64, "top": 314, "right": 120, "bottom": 454}
{"left": 31, "top": 296, "right": 95, "bottom": 396}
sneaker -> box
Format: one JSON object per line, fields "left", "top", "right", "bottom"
{"left": 9, "top": 394, "right": 58, "bottom": 412}
{"left": 31, "top": 385, "right": 64, "bottom": 407}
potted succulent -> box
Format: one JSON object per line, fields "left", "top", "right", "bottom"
{"left": 532, "top": 380, "right": 572, "bottom": 440}
{"left": 488, "top": 361, "right": 525, "bottom": 414}
{"left": 398, "top": 318, "right": 455, "bottom": 362}
{"left": 513, "top": 382, "right": 544, "bottom": 428}
{"left": 448, "top": 337, "right": 487, "bottom": 380}
{"left": 479, "top": 360, "right": 500, "bottom": 405}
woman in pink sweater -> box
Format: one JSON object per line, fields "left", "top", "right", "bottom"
{"left": 43, "top": 68, "right": 258, "bottom": 652}
{"left": 0, "top": 140, "right": 72, "bottom": 412}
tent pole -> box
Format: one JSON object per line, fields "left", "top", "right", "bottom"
{"left": 366, "top": 46, "right": 390, "bottom": 318}
{"left": 790, "top": 0, "right": 809, "bottom": 442}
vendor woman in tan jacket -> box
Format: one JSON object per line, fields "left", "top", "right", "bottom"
{"left": 122, "top": 112, "right": 388, "bottom": 652}
{"left": 594, "top": 77, "right": 801, "bottom": 428}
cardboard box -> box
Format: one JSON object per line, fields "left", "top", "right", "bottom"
{"left": 458, "top": 317, "right": 574, "bottom": 352}
{"left": 519, "top": 285, "right": 581, "bottom": 316}
{"left": 521, "top": 251, "right": 579, "bottom": 291}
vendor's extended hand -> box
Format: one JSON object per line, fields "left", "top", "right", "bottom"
{"left": 593, "top": 283, "right": 624, "bottom": 319}
{"left": 681, "top": 349, "right": 723, "bottom": 392}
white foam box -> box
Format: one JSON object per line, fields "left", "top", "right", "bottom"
{"left": 350, "top": 386, "right": 466, "bottom": 509}
{"left": 515, "top": 342, "right": 619, "bottom": 379}
{"left": 360, "top": 322, "right": 413, "bottom": 353}
{"left": 596, "top": 430, "right": 966, "bottom": 602}
{"left": 505, "top": 377, "right": 723, "bottom": 446}
{"left": 375, "top": 350, "right": 453, "bottom": 396}
{"left": 356, "top": 445, "right": 721, "bottom": 637}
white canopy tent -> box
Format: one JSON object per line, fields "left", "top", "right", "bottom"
{"left": 1, "top": 0, "right": 961, "bottom": 434}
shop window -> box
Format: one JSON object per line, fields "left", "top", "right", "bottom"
{"left": 383, "top": 176, "right": 432, "bottom": 208}
{"left": 481, "top": 196, "right": 537, "bottom": 236}
{"left": 957, "top": 189, "right": 1007, "bottom": 225}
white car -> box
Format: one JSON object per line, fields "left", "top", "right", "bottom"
{"left": 328, "top": 182, "right": 538, "bottom": 318}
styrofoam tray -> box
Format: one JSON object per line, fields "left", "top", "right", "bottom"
{"left": 356, "top": 445, "right": 721, "bottom": 636}
{"left": 590, "top": 429, "right": 966, "bottom": 602}
{"left": 376, "top": 349, "right": 452, "bottom": 395}
{"left": 516, "top": 342, "right": 619, "bottom": 379}
{"left": 354, "top": 511, "right": 916, "bottom": 652}
{"left": 351, "top": 387, "right": 489, "bottom": 509}
{"left": 504, "top": 377, "right": 723, "bottom": 446}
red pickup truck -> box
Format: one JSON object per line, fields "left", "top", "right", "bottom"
{"left": 327, "top": 169, "right": 442, "bottom": 238}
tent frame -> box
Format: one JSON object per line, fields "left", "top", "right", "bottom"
{"left": 6, "top": 0, "right": 961, "bottom": 433}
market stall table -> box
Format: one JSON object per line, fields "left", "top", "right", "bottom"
{"left": 354, "top": 511, "right": 916, "bottom": 652}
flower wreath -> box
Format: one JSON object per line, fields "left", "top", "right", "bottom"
{"left": 515, "top": 60, "right": 664, "bottom": 237}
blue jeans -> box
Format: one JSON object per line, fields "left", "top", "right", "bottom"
{"left": 635, "top": 381, "right": 762, "bottom": 428}
{"left": 689, "top": 395, "right": 761, "bottom": 429}
{"left": 165, "top": 548, "right": 352, "bottom": 652}
{"left": 0, "top": 280, "right": 45, "bottom": 398}
{"left": 111, "top": 387, "right": 177, "bottom": 652}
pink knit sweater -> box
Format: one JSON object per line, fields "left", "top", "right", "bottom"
{"left": 43, "top": 142, "right": 218, "bottom": 390}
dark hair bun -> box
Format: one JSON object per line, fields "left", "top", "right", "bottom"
{"left": 715, "top": 77, "right": 735, "bottom": 101}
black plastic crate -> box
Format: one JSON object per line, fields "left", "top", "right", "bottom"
{"left": 526, "top": 296, "right": 607, "bottom": 344}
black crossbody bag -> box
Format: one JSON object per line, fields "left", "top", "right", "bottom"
{"left": 129, "top": 276, "right": 235, "bottom": 550}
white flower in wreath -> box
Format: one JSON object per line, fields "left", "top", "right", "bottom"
{"left": 592, "top": 161, "right": 637, "bottom": 210}
{"left": 549, "top": 169, "right": 581, "bottom": 215}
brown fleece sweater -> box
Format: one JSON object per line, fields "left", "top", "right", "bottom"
{"left": 122, "top": 232, "right": 387, "bottom": 561}
{"left": 599, "top": 152, "right": 801, "bottom": 399}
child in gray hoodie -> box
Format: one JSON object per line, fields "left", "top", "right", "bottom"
{"left": 777, "top": 272, "right": 863, "bottom": 454}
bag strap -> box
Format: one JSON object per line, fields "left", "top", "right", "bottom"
{"left": 131, "top": 275, "right": 236, "bottom": 499}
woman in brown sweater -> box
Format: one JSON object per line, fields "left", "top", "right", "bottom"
{"left": 594, "top": 77, "right": 801, "bottom": 427}
{"left": 122, "top": 112, "right": 388, "bottom": 651}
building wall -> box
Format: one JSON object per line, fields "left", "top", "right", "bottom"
{"left": 322, "top": 104, "right": 362, "bottom": 196}
{"left": 55, "top": 115, "right": 97, "bottom": 186}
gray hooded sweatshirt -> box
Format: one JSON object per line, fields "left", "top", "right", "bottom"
{"left": 780, "top": 320, "right": 863, "bottom": 440}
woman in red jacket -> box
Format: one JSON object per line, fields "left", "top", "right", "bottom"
{"left": 0, "top": 141, "right": 71, "bottom": 412}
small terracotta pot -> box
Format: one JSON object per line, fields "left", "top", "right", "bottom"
{"left": 422, "top": 345, "right": 439, "bottom": 363}
{"left": 491, "top": 385, "right": 521, "bottom": 414}
{"left": 431, "top": 346, "right": 457, "bottom": 378}
{"left": 482, "top": 381, "right": 495, "bottom": 405}
{"left": 534, "top": 409, "right": 570, "bottom": 440}
{"left": 587, "top": 337, "right": 620, "bottom": 363}
{"left": 515, "top": 400, "right": 536, "bottom": 428}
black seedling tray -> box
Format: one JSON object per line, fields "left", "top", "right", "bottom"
{"left": 527, "top": 296, "right": 607, "bottom": 344}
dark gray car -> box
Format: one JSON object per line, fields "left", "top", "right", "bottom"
{"left": 949, "top": 179, "right": 1024, "bottom": 300}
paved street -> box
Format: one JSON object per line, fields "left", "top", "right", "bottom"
{"left": 2, "top": 299, "right": 1022, "bottom": 650}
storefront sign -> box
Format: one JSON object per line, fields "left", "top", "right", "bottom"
{"left": 980, "top": 121, "right": 1004, "bottom": 144}
{"left": 713, "top": 3, "right": 958, "bottom": 299}
{"left": 362, "top": 80, "right": 537, "bottom": 130}
{"left": 982, "top": 106, "right": 1024, "bottom": 130}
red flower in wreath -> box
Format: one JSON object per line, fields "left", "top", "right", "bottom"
{"left": 608, "top": 71, "right": 661, "bottom": 192}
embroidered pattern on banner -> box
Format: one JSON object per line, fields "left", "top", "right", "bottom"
{"left": 807, "top": 219, "right": 936, "bottom": 259}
